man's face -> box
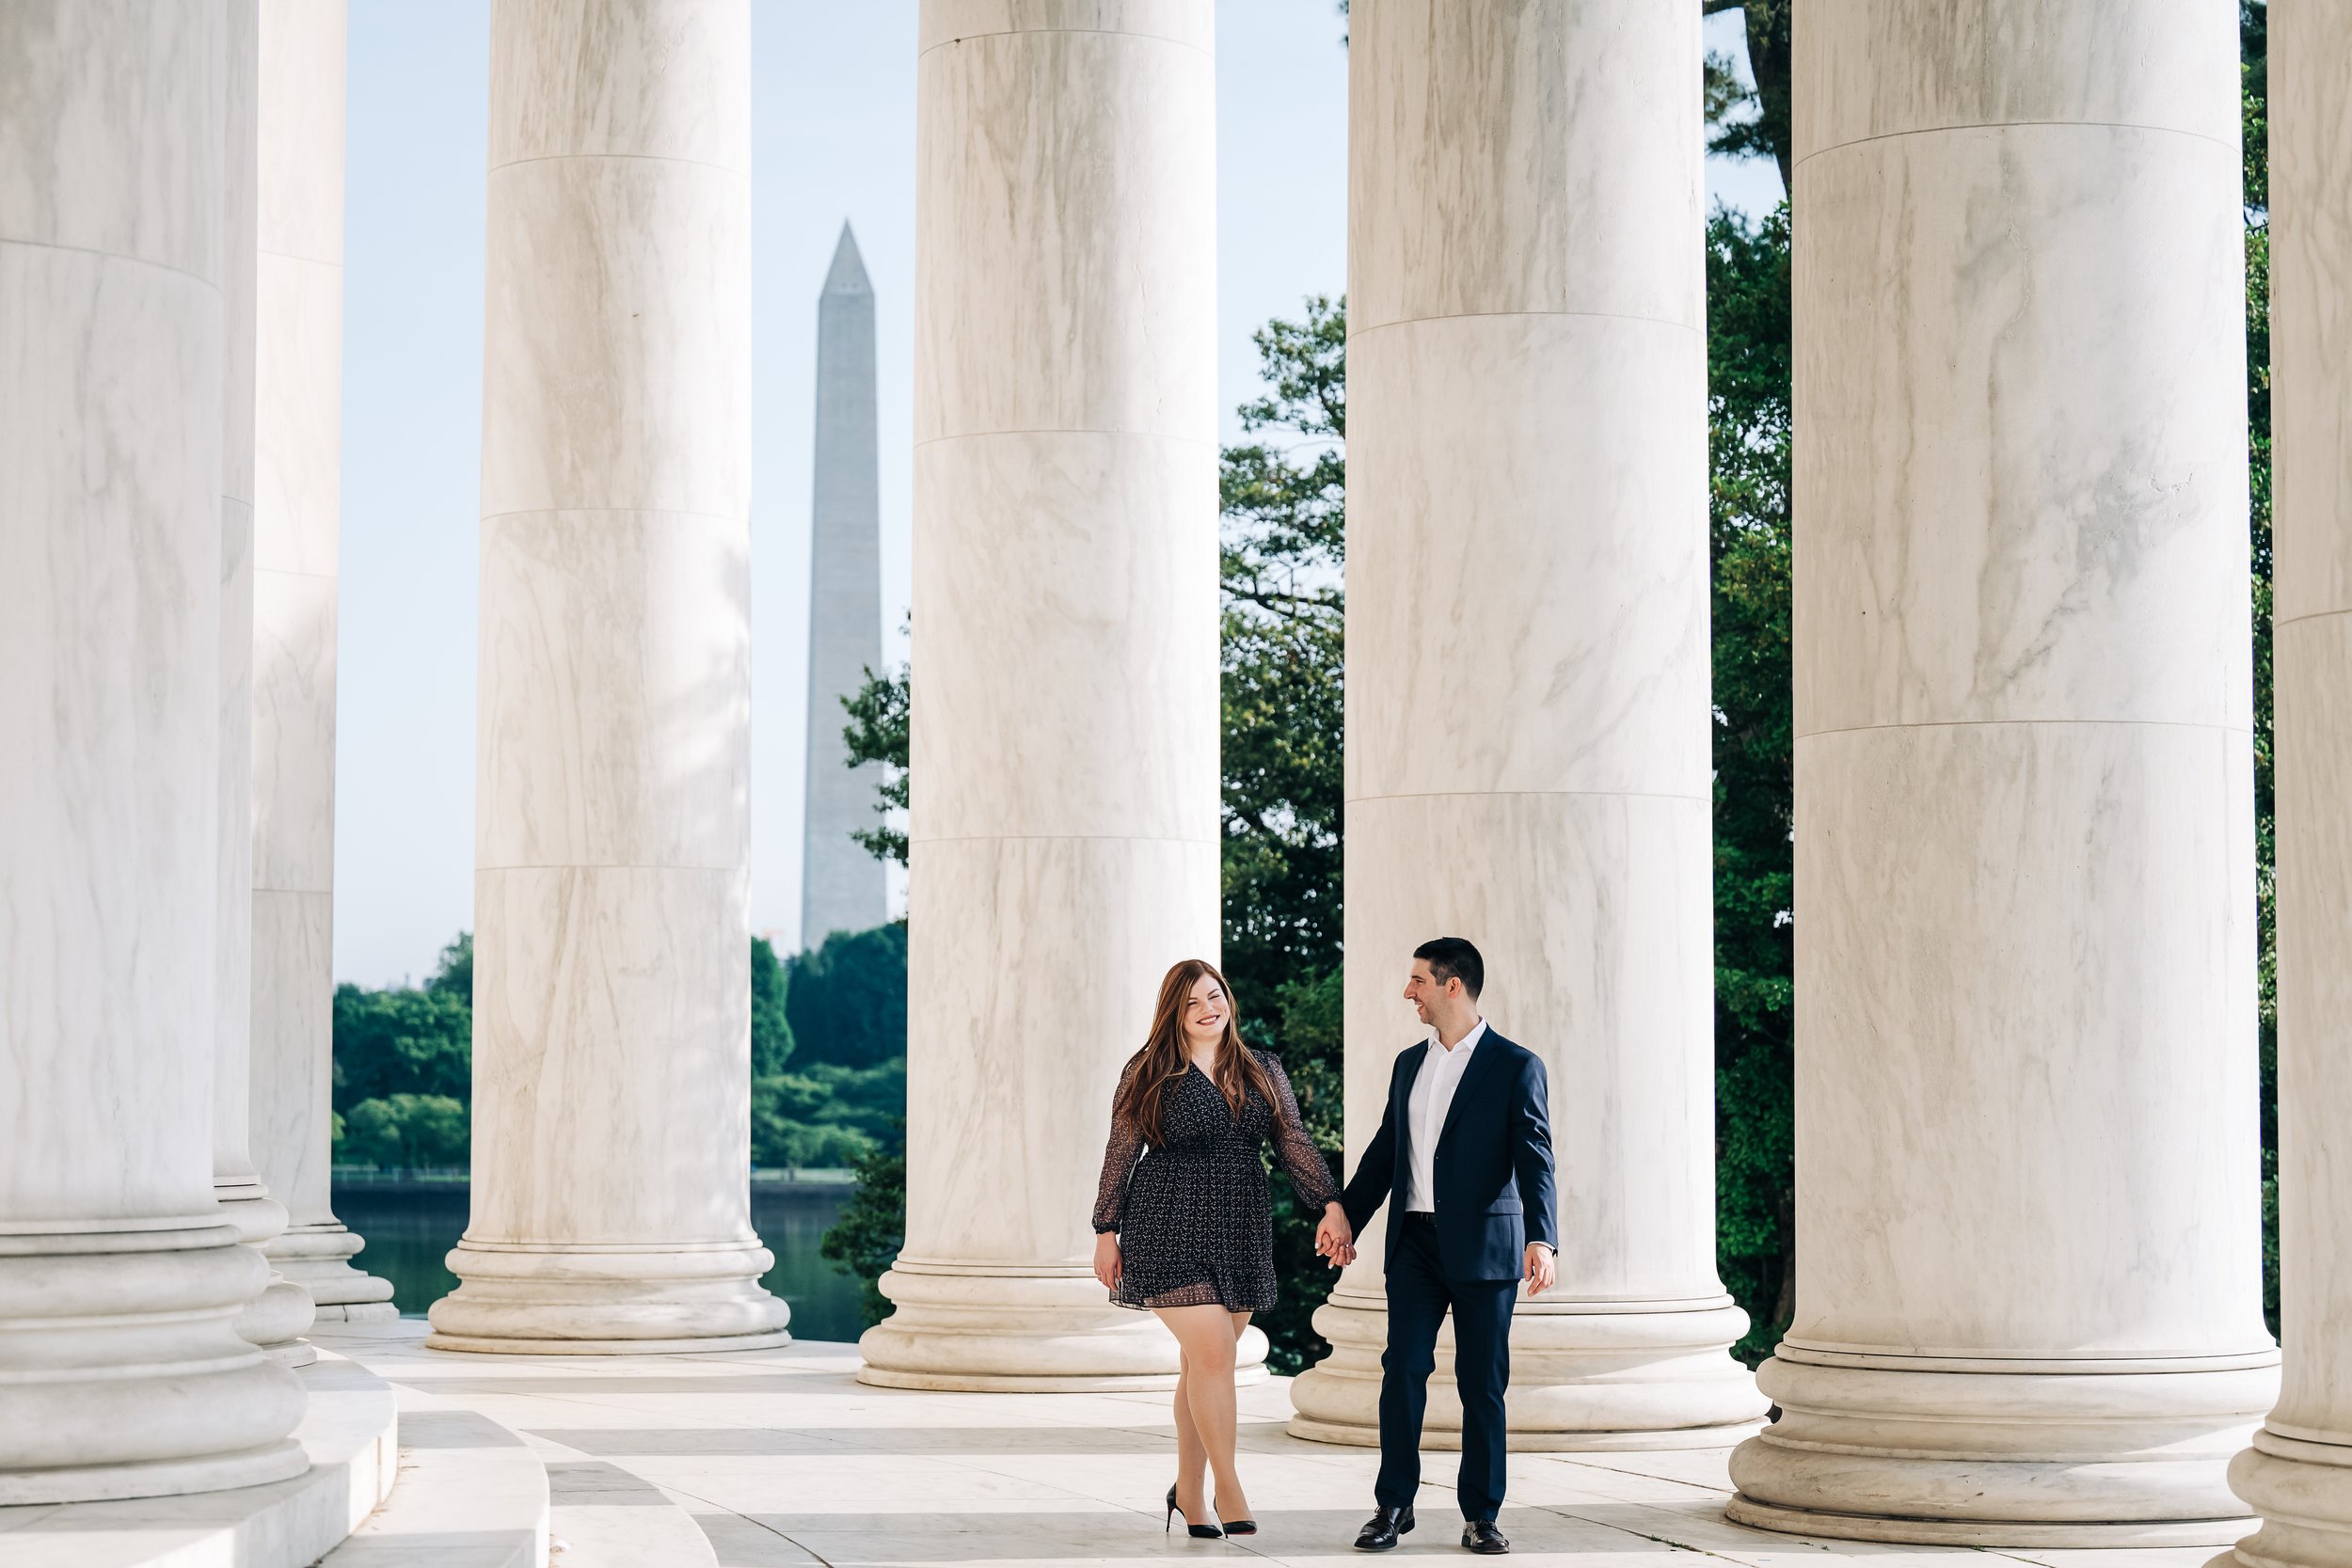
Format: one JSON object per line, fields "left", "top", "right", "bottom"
{"left": 1403, "top": 960, "right": 1453, "bottom": 1025}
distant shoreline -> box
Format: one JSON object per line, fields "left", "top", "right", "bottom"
{"left": 331, "top": 1167, "right": 858, "bottom": 1192}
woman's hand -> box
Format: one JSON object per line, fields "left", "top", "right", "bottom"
{"left": 1092, "top": 1231, "right": 1121, "bottom": 1291}
{"left": 1315, "top": 1202, "right": 1356, "bottom": 1268}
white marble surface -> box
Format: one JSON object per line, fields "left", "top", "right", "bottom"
{"left": 1346, "top": 4, "right": 1702, "bottom": 337}
{"left": 1793, "top": 0, "right": 2238, "bottom": 155}
{"left": 216, "top": 0, "right": 314, "bottom": 1362}
{"left": 1732, "top": 1, "right": 2278, "bottom": 1543}
{"left": 863, "top": 0, "right": 1220, "bottom": 1390}
{"left": 1291, "top": 0, "right": 1758, "bottom": 1448}
{"left": 0, "top": 1352, "right": 398, "bottom": 1568}
{"left": 0, "top": 0, "right": 306, "bottom": 1502}
{"left": 247, "top": 0, "right": 392, "bottom": 1322}
{"left": 1792, "top": 126, "right": 2249, "bottom": 736}
{"left": 437, "top": 0, "right": 784, "bottom": 1353}
{"left": 2220, "top": 9, "right": 2352, "bottom": 1566}
{"left": 319, "top": 1327, "right": 2236, "bottom": 1568}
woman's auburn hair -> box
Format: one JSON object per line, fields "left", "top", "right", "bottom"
{"left": 1113, "top": 958, "right": 1285, "bottom": 1140}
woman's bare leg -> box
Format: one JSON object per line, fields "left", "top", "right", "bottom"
{"left": 1154, "top": 1305, "right": 1248, "bottom": 1526}
{"left": 1170, "top": 1346, "right": 1209, "bottom": 1521}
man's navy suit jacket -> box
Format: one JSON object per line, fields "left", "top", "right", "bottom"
{"left": 1338, "top": 1028, "right": 1560, "bottom": 1283}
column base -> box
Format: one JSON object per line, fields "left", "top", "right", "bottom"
{"left": 0, "top": 1218, "right": 309, "bottom": 1505}
{"left": 217, "top": 1177, "right": 319, "bottom": 1361}
{"left": 244, "top": 1277, "right": 321, "bottom": 1367}
{"left": 1724, "top": 1339, "right": 2280, "bottom": 1546}
{"left": 1288, "top": 1282, "right": 1766, "bottom": 1449}
{"left": 2208, "top": 1428, "right": 2352, "bottom": 1568}
{"left": 857, "top": 1260, "right": 1269, "bottom": 1391}
{"left": 425, "top": 1237, "right": 790, "bottom": 1353}
{"left": 267, "top": 1219, "right": 398, "bottom": 1318}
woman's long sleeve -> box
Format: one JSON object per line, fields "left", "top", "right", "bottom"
{"left": 1263, "top": 1053, "right": 1338, "bottom": 1211}
{"left": 1092, "top": 1062, "right": 1145, "bottom": 1234}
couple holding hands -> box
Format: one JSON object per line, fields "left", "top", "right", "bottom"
{"left": 1091, "top": 938, "right": 1559, "bottom": 1555}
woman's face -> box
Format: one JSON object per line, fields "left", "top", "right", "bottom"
{"left": 1182, "top": 974, "right": 1228, "bottom": 1048}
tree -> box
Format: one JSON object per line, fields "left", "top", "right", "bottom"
{"left": 1219, "top": 297, "right": 1349, "bottom": 1374}
{"left": 339, "top": 1093, "right": 469, "bottom": 1171}
{"left": 751, "top": 934, "right": 795, "bottom": 1077}
{"left": 2242, "top": 0, "right": 2277, "bottom": 1333}
{"left": 785, "top": 924, "right": 909, "bottom": 1071}
{"left": 1703, "top": 3, "right": 1791, "bottom": 190}
{"left": 331, "top": 936, "right": 474, "bottom": 1111}
{"left": 842, "top": 636, "right": 910, "bottom": 868}
{"left": 1707, "top": 204, "right": 1795, "bottom": 1362}
{"left": 821, "top": 1135, "right": 907, "bottom": 1327}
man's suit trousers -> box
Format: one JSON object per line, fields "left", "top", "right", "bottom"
{"left": 1374, "top": 1212, "right": 1517, "bottom": 1521}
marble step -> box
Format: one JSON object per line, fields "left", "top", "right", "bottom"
{"left": 321, "top": 1384, "right": 548, "bottom": 1568}
{"left": 0, "top": 1348, "right": 400, "bottom": 1568}
{"left": 540, "top": 1456, "right": 722, "bottom": 1568}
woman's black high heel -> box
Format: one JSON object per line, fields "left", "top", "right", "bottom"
{"left": 1167, "top": 1483, "right": 1223, "bottom": 1539}
{"left": 1217, "top": 1502, "right": 1258, "bottom": 1537}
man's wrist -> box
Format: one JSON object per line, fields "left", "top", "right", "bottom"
{"left": 1528, "top": 1241, "right": 1555, "bottom": 1256}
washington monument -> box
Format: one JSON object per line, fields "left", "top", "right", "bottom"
{"left": 802, "top": 222, "right": 885, "bottom": 946}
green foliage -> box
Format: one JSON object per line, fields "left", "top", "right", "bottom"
{"left": 2244, "top": 0, "right": 2278, "bottom": 1335}
{"left": 1218, "top": 298, "right": 1349, "bottom": 1374}
{"left": 820, "top": 1133, "right": 907, "bottom": 1327}
{"left": 338, "top": 1093, "right": 469, "bottom": 1170}
{"left": 427, "top": 930, "right": 471, "bottom": 1002}
{"left": 331, "top": 927, "right": 905, "bottom": 1179}
{"left": 752, "top": 926, "right": 908, "bottom": 1171}
{"left": 751, "top": 934, "right": 796, "bottom": 1077}
{"left": 1707, "top": 202, "right": 1796, "bottom": 1363}
{"left": 786, "top": 924, "right": 909, "bottom": 1071}
{"left": 842, "top": 639, "right": 911, "bottom": 868}
{"left": 1222, "top": 298, "right": 1346, "bottom": 1038}
{"left": 331, "top": 936, "right": 474, "bottom": 1112}
{"left": 752, "top": 1059, "right": 905, "bottom": 1169}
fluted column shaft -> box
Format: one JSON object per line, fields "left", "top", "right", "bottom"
{"left": 2218, "top": 6, "right": 2352, "bottom": 1567}
{"left": 216, "top": 0, "right": 318, "bottom": 1365}
{"left": 251, "top": 0, "right": 393, "bottom": 1324}
{"left": 1726, "top": 0, "right": 2277, "bottom": 1545}
{"left": 428, "top": 0, "right": 787, "bottom": 1354}
{"left": 858, "top": 0, "right": 1225, "bottom": 1390}
{"left": 1288, "top": 0, "right": 1766, "bottom": 1451}
{"left": 0, "top": 0, "right": 306, "bottom": 1504}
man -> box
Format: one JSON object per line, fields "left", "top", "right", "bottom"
{"left": 1317, "top": 938, "right": 1558, "bottom": 1555}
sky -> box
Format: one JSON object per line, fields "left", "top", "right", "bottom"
{"left": 333, "top": 2, "right": 1784, "bottom": 987}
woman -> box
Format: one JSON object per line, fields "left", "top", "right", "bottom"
{"left": 1092, "top": 958, "right": 1350, "bottom": 1540}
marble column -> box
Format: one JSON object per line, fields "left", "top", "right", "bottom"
{"left": 249, "top": 0, "right": 394, "bottom": 1324}
{"left": 217, "top": 0, "right": 318, "bottom": 1365}
{"left": 0, "top": 0, "right": 308, "bottom": 1503}
{"left": 427, "top": 0, "right": 788, "bottom": 1353}
{"left": 1286, "top": 0, "right": 1766, "bottom": 1450}
{"left": 857, "top": 0, "right": 1226, "bottom": 1390}
{"left": 1724, "top": 0, "right": 2279, "bottom": 1545}
{"left": 2216, "top": 7, "right": 2352, "bottom": 1567}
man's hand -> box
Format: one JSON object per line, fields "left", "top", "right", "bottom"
{"left": 1092, "top": 1232, "right": 1121, "bottom": 1291}
{"left": 1316, "top": 1204, "right": 1356, "bottom": 1269}
{"left": 1523, "top": 1242, "right": 1556, "bottom": 1296}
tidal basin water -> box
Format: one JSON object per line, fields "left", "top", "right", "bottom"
{"left": 329, "top": 1178, "right": 870, "bottom": 1344}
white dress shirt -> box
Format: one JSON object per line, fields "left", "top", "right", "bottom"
{"left": 1403, "top": 1019, "right": 1486, "bottom": 1213}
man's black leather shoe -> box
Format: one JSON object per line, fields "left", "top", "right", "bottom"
{"left": 1463, "top": 1519, "right": 1511, "bottom": 1554}
{"left": 1355, "top": 1505, "right": 1415, "bottom": 1550}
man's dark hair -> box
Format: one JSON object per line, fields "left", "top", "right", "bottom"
{"left": 1413, "top": 937, "right": 1484, "bottom": 1000}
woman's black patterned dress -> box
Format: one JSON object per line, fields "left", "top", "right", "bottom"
{"left": 1092, "top": 1050, "right": 1338, "bottom": 1312}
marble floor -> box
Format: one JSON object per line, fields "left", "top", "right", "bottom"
{"left": 318, "top": 1325, "right": 2230, "bottom": 1568}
